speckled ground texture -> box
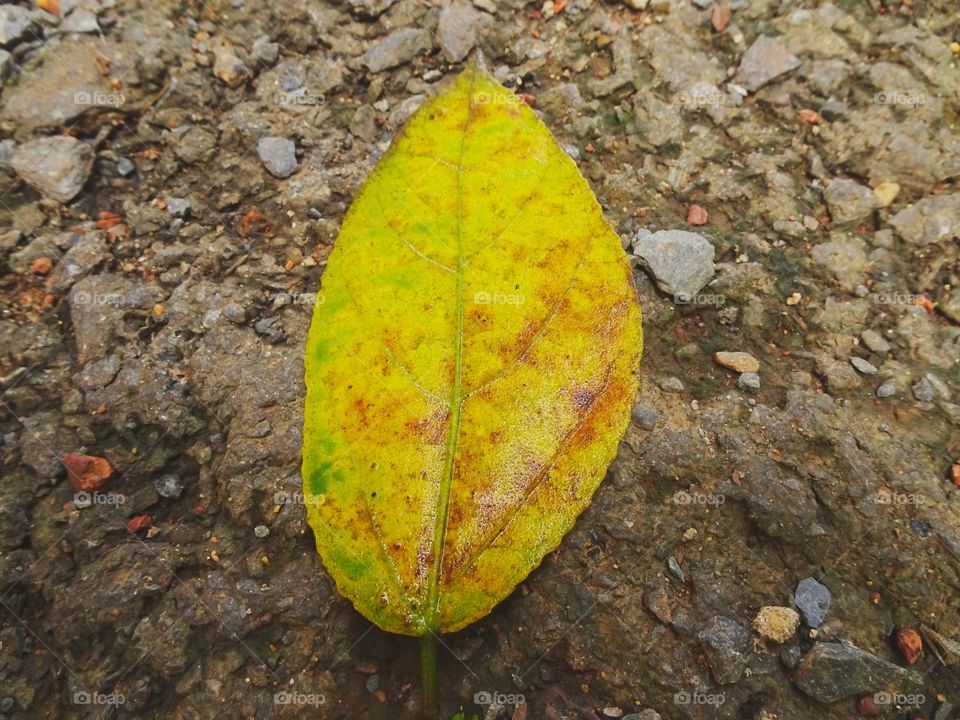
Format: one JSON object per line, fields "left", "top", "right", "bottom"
{"left": 0, "top": 0, "right": 958, "bottom": 718}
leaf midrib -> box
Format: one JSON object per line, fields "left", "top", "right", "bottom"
{"left": 425, "top": 71, "right": 478, "bottom": 632}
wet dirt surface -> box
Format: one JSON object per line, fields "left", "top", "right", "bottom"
{"left": 0, "top": 0, "right": 958, "bottom": 718}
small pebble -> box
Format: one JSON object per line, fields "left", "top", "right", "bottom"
{"left": 715, "top": 351, "right": 760, "bottom": 373}
{"left": 658, "top": 376, "right": 684, "bottom": 393}
{"left": 667, "top": 556, "right": 685, "bottom": 582}
{"left": 154, "top": 474, "right": 186, "bottom": 499}
{"left": 754, "top": 606, "right": 800, "bottom": 643}
{"left": 850, "top": 357, "right": 877, "bottom": 375}
{"left": 254, "top": 524, "right": 270, "bottom": 538}
{"left": 738, "top": 372, "right": 760, "bottom": 391}
{"left": 632, "top": 403, "right": 659, "bottom": 431}
{"left": 876, "top": 381, "right": 896, "bottom": 398}
{"left": 795, "top": 577, "right": 831, "bottom": 628}
{"left": 117, "top": 157, "right": 135, "bottom": 176}
{"left": 257, "top": 136, "right": 298, "bottom": 179}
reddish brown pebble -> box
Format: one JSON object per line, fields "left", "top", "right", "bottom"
{"left": 687, "top": 204, "right": 708, "bottom": 225}
{"left": 896, "top": 627, "right": 923, "bottom": 664}
{"left": 798, "top": 108, "right": 820, "bottom": 124}
{"left": 857, "top": 696, "right": 880, "bottom": 716}
{"left": 951, "top": 462, "right": 960, "bottom": 486}
{"left": 126, "top": 515, "right": 152, "bottom": 533}
{"left": 711, "top": 4, "right": 732, "bottom": 32}
{"left": 30, "top": 257, "right": 53, "bottom": 275}
{"left": 63, "top": 453, "right": 113, "bottom": 492}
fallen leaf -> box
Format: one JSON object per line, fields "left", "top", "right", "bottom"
{"left": 302, "top": 64, "right": 642, "bottom": 640}
{"left": 64, "top": 453, "right": 113, "bottom": 491}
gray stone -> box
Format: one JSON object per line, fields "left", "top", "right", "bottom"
{"left": 698, "top": 616, "right": 752, "bottom": 684}
{"left": 0, "top": 5, "right": 37, "bottom": 45}
{"left": 658, "top": 376, "right": 684, "bottom": 392}
{"left": 632, "top": 404, "right": 659, "bottom": 430}
{"left": 347, "top": 0, "right": 398, "bottom": 17}
{"left": 810, "top": 235, "right": 868, "bottom": 290}
{"left": 155, "top": 474, "right": 186, "bottom": 499}
{"left": 10, "top": 136, "right": 94, "bottom": 203}
{"left": 361, "top": 28, "right": 432, "bottom": 73}
{"left": 738, "top": 372, "right": 761, "bottom": 391}
{"left": 632, "top": 229, "right": 716, "bottom": 301}
{"left": 794, "top": 577, "right": 830, "bottom": 627}
{"left": 223, "top": 302, "right": 246, "bottom": 324}
{"left": 888, "top": 193, "right": 960, "bottom": 246}
{"left": 77, "top": 355, "right": 121, "bottom": 391}
{"left": 850, "top": 357, "right": 877, "bottom": 375}
{"left": 816, "top": 354, "right": 861, "bottom": 391}
{"left": 792, "top": 642, "right": 924, "bottom": 703}
{"left": 438, "top": 0, "right": 486, "bottom": 63}
{"left": 913, "top": 374, "right": 950, "bottom": 403}
{"left": 45, "top": 232, "right": 108, "bottom": 295}
{"left": 257, "top": 136, "right": 298, "bottom": 178}
{"left": 0, "top": 41, "right": 119, "bottom": 131}
{"left": 252, "top": 35, "right": 279, "bottom": 65}
{"left": 213, "top": 44, "right": 251, "bottom": 88}
{"left": 876, "top": 381, "right": 896, "bottom": 399}
{"left": 165, "top": 198, "right": 191, "bottom": 218}
{"left": 117, "top": 157, "right": 136, "bottom": 177}
{"left": 173, "top": 127, "right": 218, "bottom": 164}
{"left": 861, "top": 329, "right": 891, "bottom": 354}
{"left": 735, "top": 35, "right": 801, "bottom": 92}
{"left": 60, "top": 9, "right": 100, "bottom": 34}
{"left": 823, "top": 178, "right": 879, "bottom": 224}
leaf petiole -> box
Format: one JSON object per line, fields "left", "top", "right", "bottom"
{"left": 420, "top": 632, "right": 438, "bottom": 717}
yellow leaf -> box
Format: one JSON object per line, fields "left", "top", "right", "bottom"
{"left": 302, "top": 65, "right": 643, "bottom": 637}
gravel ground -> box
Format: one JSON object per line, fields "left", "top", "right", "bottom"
{"left": 1, "top": 0, "right": 959, "bottom": 718}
